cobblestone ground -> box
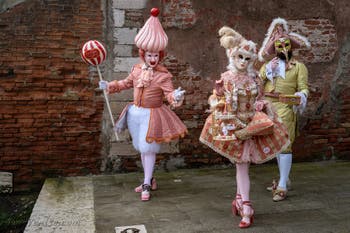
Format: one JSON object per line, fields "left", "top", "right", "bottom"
{"left": 94, "top": 161, "right": 350, "bottom": 233}
{"left": 23, "top": 161, "right": 350, "bottom": 233}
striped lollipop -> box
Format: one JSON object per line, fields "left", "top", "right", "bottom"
{"left": 81, "top": 40, "right": 106, "bottom": 65}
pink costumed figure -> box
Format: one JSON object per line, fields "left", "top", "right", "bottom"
{"left": 99, "top": 8, "right": 187, "bottom": 201}
{"left": 200, "top": 26, "right": 290, "bottom": 228}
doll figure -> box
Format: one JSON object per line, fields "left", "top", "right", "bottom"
{"left": 200, "top": 26, "right": 289, "bottom": 228}
{"left": 100, "top": 8, "right": 187, "bottom": 201}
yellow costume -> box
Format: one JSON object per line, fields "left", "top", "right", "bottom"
{"left": 259, "top": 59, "right": 309, "bottom": 152}
{"left": 258, "top": 17, "right": 311, "bottom": 201}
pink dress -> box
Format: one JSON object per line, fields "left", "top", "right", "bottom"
{"left": 109, "top": 64, "right": 187, "bottom": 144}
{"left": 200, "top": 70, "right": 290, "bottom": 164}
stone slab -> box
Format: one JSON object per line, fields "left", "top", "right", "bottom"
{"left": 0, "top": 171, "right": 13, "bottom": 193}
{"left": 110, "top": 141, "right": 138, "bottom": 156}
{"left": 112, "top": 0, "right": 147, "bottom": 9}
{"left": 114, "top": 44, "right": 133, "bottom": 57}
{"left": 113, "top": 9, "right": 125, "bottom": 27}
{"left": 113, "top": 28, "right": 138, "bottom": 45}
{"left": 115, "top": 224, "right": 147, "bottom": 233}
{"left": 0, "top": 0, "right": 26, "bottom": 13}
{"left": 24, "top": 177, "right": 95, "bottom": 233}
{"left": 114, "top": 57, "right": 140, "bottom": 72}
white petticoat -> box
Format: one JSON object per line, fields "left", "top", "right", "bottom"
{"left": 127, "top": 105, "right": 161, "bottom": 153}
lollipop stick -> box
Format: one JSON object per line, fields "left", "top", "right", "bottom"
{"left": 96, "top": 65, "right": 119, "bottom": 141}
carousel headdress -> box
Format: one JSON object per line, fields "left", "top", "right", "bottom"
{"left": 258, "top": 17, "right": 311, "bottom": 62}
{"left": 219, "top": 26, "right": 258, "bottom": 61}
{"left": 134, "top": 8, "right": 168, "bottom": 52}
{"left": 218, "top": 26, "right": 257, "bottom": 77}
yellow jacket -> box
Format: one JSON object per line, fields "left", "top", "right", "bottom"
{"left": 259, "top": 59, "right": 309, "bottom": 153}
{"left": 260, "top": 59, "right": 309, "bottom": 98}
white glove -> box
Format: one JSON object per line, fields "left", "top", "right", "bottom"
{"left": 173, "top": 87, "right": 186, "bottom": 102}
{"left": 293, "top": 92, "right": 307, "bottom": 114}
{"left": 99, "top": 80, "right": 109, "bottom": 90}
{"left": 266, "top": 57, "right": 286, "bottom": 81}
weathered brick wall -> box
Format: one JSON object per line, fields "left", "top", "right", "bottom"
{"left": 294, "top": 35, "right": 350, "bottom": 160}
{"left": 107, "top": 0, "right": 350, "bottom": 172}
{"left": 0, "top": 0, "right": 105, "bottom": 191}
{"left": 1, "top": 0, "right": 350, "bottom": 189}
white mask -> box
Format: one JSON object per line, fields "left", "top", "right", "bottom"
{"left": 233, "top": 53, "right": 251, "bottom": 71}
{"left": 145, "top": 51, "right": 160, "bottom": 68}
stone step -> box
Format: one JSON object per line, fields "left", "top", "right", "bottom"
{"left": 0, "top": 171, "right": 13, "bottom": 193}
{"left": 24, "top": 177, "right": 95, "bottom": 233}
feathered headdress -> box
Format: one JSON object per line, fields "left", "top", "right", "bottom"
{"left": 219, "top": 26, "right": 257, "bottom": 61}
{"left": 218, "top": 26, "right": 257, "bottom": 76}
{"left": 258, "top": 17, "right": 311, "bottom": 62}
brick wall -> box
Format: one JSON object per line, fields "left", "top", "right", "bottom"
{"left": 0, "top": 0, "right": 105, "bottom": 191}
{"left": 294, "top": 35, "right": 350, "bottom": 160}
{"left": 107, "top": 0, "right": 350, "bottom": 172}
{"left": 1, "top": 0, "right": 350, "bottom": 189}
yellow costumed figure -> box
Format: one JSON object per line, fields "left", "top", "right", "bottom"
{"left": 258, "top": 18, "right": 310, "bottom": 201}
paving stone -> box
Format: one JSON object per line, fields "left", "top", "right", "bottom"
{"left": 24, "top": 177, "right": 95, "bottom": 233}
{"left": 112, "top": 0, "right": 147, "bottom": 9}
{"left": 0, "top": 172, "right": 12, "bottom": 193}
{"left": 25, "top": 161, "right": 350, "bottom": 233}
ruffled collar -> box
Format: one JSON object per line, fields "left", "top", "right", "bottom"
{"left": 136, "top": 63, "right": 154, "bottom": 88}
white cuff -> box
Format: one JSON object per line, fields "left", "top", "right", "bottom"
{"left": 293, "top": 92, "right": 307, "bottom": 114}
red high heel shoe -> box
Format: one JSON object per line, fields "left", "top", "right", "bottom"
{"left": 231, "top": 194, "right": 242, "bottom": 216}
{"left": 239, "top": 201, "right": 254, "bottom": 228}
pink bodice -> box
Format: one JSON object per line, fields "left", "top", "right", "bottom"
{"left": 217, "top": 70, "right": 259, "bottom": 124}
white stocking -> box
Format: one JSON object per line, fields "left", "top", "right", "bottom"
{"left": 276, "top": 153, "right": 280, "bottom": 167}
{"left": 236, "top": 163, "right": 250, "bottom": 202}
{"left": 143, "top": 152, "right": 156, "bottom": 185}
{"left": 140, "top": 153, "right": 145, "bottom": 168}
{"left": 278, "top": 153, "right": 292, "bottom": 189}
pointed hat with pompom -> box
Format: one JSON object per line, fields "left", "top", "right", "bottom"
{"left": 134, "top": 8, "right": 168, "bottom": 52}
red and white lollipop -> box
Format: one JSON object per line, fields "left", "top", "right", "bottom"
{"left": 81, "top": 40, "right": 107, "bottom": 65}
{"left": 81, "top": 40, "right": 119, "bottom": 141}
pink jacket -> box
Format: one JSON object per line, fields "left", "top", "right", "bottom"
{"left": 109, "top": 64, "right": 187, "bottom": 143}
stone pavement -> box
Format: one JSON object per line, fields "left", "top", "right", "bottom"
{"left": 25, "top": 161, "right": 350, "bottom": 233}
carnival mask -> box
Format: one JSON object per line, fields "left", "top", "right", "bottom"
{"left": 275, "top": 38, "right": 292, "bottom": 61}
{"left": 275, "top": 38, "right": 291, "bottom": 51}
{"left": 145, "top": 51, "right": 160, "bottom": 68}
{"left": 275, "top": 38, "right": 291, "bottom": 53}
{"left": 233, "top": 53, "right": 251, "bottom": 71}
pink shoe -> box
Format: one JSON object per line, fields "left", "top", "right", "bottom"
{"left": 141, "top": 184, "right": 151, "bottom": 201}
{"left": 232, "top": 194, "right": 243, "bottom": 216}
{"left": 135, "top": 177, "right": 157, "bottom": 193}
{"left": 239, "top": 201, "right": 254, "bottom": 228}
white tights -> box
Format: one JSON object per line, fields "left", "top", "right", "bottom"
{"left": 141, "top": 152, "right": 156, "bottom": 185}
{"left": 236, "top": 163, "right": 250, "bottom": 202}
{"left": 277, "top": 153, "right": 292, "bottom": 190}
